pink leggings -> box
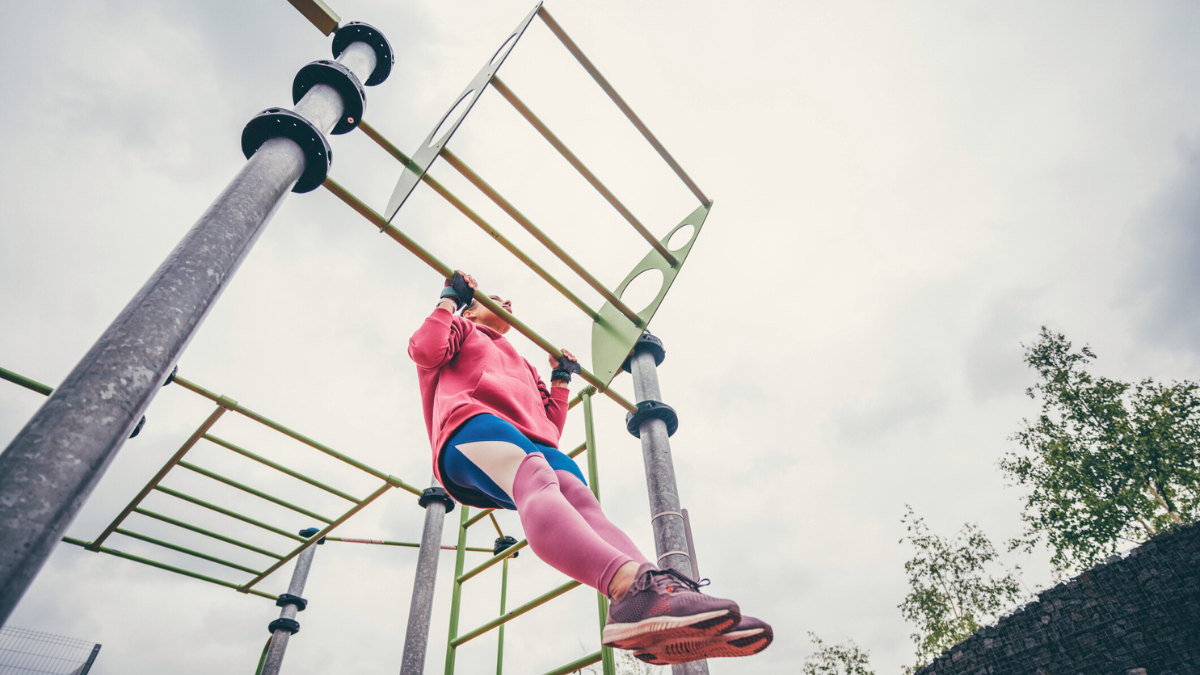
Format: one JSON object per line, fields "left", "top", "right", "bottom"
{"left": 513, "top": 453, "right": 650, "bottom": 594}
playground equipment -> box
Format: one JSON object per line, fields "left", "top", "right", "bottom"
{"left": 0, "top": 3, "right": 714, "bottom": 673}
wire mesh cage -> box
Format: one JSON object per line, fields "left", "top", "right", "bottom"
{"left": 0, "top": 626, "right": 100, "bottom": 675}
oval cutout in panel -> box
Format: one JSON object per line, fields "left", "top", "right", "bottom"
{"left": 667, "top": 224, "right": 695, "bottom": 252}
{"left": 427, "top": 89, "right": 476, "bottom": 148}
{"left": 490, "top": 34, "right": 518, "bottom": 66}
{"left": 620, "top": 268, "right": 665, "bottom": 314}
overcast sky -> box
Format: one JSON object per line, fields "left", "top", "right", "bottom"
{"left": 3, "top": 1, "right": 1200, "bottom": 674}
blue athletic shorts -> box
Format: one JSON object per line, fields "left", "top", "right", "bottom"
{"left": 439, "top": 414, "right": 586, "bottom": 510}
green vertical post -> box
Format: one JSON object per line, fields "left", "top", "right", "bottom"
{"left": 583, "top": 390, "right": 617, "bottom": 675}
{"left": 445, "top": 506, "right": 470, "bottom": 675}
{"left": 496, "top": 557, "right": 509, "bottom": 675}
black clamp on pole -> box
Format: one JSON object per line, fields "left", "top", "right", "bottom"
{"left": 275, "top": 593, "right": 308, "bottom": 612}
{"left": 293, "top": 60, "right": 365, "bottom": 135}
{"left": 332, "top": 22, "right": 394, "bottom": 86}
{"left": 626, "top": 400, "right": 679, "bottom": 438}
{"left": 622, "top": 332, "right": 666, "bottom": 373}
{"left": 419, "top": 486, "right": 455, "bottom": 513}
{"left": 241, "top": 108, "right": 332, "bottom": 194}
{"left": 494, "top": 535, "right": 519, "bottom": 558}
{"left": 298, "top": 527, "right": 326, "bottom": 544}
{"left": 268, "top": 618, "right": 301, "bottom": 635}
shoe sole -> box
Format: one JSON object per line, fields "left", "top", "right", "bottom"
{"left": 601, "top": 608, "right": 739, "bottom": 651}
{"left": 634, "top": 625, "right": 774, "bottom": 665}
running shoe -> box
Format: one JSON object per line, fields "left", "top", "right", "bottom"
{"left": 634, "top": 615, "right": 774, "bottom": 665}
{"left": 601, "top": 564, "right": 740, "bottom": 651}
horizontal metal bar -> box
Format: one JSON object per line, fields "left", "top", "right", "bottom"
{"left": 566, "top": 440, "right": 587, "bottom": 459}
{"left": 457, "top": 539, "right": 529, "bottom": 584}
{"left": 541, "top": 651, "right": 603, "bottom": 675}
{"left": 0, "top": 366, "right": 53, "bottom": 396}
{"left": 60, "top": 537, "right": 278, "bottom": 600}
{"left": 324, "top": 536, "right": 493, "bottom": 553}
{"left": 321, "top": 178, "right": 635, "bottom": 417}
{"left": 439, "top": 149, "right": 645, "bottom": 327}
{"left": 464, "top": 509, "right": 495, "bottom": 528}
{"left": 490, "top": 76, "right": 677, "bottom": 266}
{"left": 537, "top": 6, "right": 711, "bottom": 207}
{"left": 203, "top": 433, "right": 362, "bottom": 504}
{"left": 419, "top": 171, "right": 602, "bottom": 321}
{"left": 153, "top": 485, "right": 305, "bottom": 542}
{"left": 90, "top": 405, "right": 229, "bottom": 550}
{"left": 134, "top": 507, "right": 286, "bottom": 559}
{"left": 177, "top": 461, "right": 334, "bottom": 524}
{"left": 114, "top": 528, "right": 263, "bottom": 575}
{"left": 171, "top": 376, "right": 395, "bottom": 483}
{"left": 240, "top": 480, "right": 395, "bottom": 591}
{"left": 450, "top": 579, "right": 580, "bottom": 647}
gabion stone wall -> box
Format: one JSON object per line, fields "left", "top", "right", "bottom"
{"left": 914, "top": 521, "right": 1200, "bottom": 675}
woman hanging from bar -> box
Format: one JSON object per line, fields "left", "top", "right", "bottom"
{"left": 408, "top": 271, "right": 771, "bottom": 665}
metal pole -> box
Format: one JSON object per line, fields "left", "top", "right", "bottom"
{"left": 0, "top": 34, "right": 385, "bottom": 624}
{"left": 261, "top": 529, "right": 323, "bottom": 675}
{"left": 627, "top": 337, "right": 710, "bottom": 675}
{"left": 399, "top": 481, "right": 453, "bottom": 675}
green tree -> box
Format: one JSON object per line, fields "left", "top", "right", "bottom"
{"left": 802, "top": 632, "right": 874, "bottom": 675}
{"left": 898, "top": 506, "right": 1022, "bottom": 673}
{"left": 1002, "top": 328, "right": 1200, "bottom": 573}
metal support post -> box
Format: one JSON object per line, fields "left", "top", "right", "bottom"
{"left": 626, "top": 334, "right": 710, "bottom": 675}
{"left": 399, "top": 483, "right": 454, "bottom": 675}
{"left": 261, "top": 528, "right": 324, "bottom": 675}
{"left": 0, "top": 26, "right": 391, "bottom": 624}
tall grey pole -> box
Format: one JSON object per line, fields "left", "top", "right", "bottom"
{"left": 626, "top": 333, "right": 710, "bottom": 675}
{"left": 399, "top": 484, "right": 454, "bottom": 675}
{"left": 0, "top": 24, "right": 393, "bottom": 624}
{"left": 261, "top": 528, "right": 324, "bottom": 675}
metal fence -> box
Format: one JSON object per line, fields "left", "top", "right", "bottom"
{"left": 0, "top": 626, "right": 100, "bottom": 675}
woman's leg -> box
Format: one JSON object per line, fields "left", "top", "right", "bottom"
{"left": 553, "top": 470, "right": 649, "bottom": 567}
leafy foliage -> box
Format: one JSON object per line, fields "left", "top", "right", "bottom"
{"left": 802, "top": 632, "right": 875, "bottom": 675}
{"left": 898, "top": 507, "right": 1023, "bottom": 673}
{"left": 1002, "top": 328, "right": 1200, "bottom": 573}
{"left": 576, "top": 648, "right": 665, "bottom": 674}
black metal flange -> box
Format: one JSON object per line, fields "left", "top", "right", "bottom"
{"left": 494, "top": 535, "right": 519, "bottom": 558}
{"left": 625, "top": 400, "right": 679, "bottom": 438}
{"left": 419, "top": 486, "right": 455, "bottom": 513}
{"left": 332, "top": 21, "right": 393, "bottom": 87}
{"left": 268, "top": 618, "right": 301, "bottom": 635}
{"left": 292, "top": 60, "right": 365, "bottom": 135}
{"left": 241, "top": 108, "right": 332, "bottom": 194}
{"left": 621, "top": 332, "right": 666, "bottom": 373}
{"left": 129, "top": 415, "right": 146, "bottom": 439}
{"left": 275, "top": 593, "right": 308, "bottom": 612}
{"left": 163, "top": 364, "right": 178, "bottom": 386}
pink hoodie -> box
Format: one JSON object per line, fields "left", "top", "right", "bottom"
{"left": 408, "top": 307, "right": 569, "bottom": 482}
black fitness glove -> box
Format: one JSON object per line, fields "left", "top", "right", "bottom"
{"left": 440, "top": 271, "right": 475, "bottom": 310}
{"left": 551, "top": 355, "right": 582, "bottom": 383}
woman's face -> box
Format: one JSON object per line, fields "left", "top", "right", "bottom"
{"left": 463, "top": 295, "right": 513, "bottom": 334}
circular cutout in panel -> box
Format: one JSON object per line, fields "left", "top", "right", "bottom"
{"left": 620, "top": 268, "right": 666, "bottom": 314}
{"left": 490, "top": 34, "right": 518, "bottom": 66}
{"left": 667, "top": 224, "right": 696, "bottom": 252}
{"left": 427, "top": 89, "right": 476, "bottom": 148}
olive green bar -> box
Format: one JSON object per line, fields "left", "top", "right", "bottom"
{"left": 465, "top": 509, "right": 496, "bottom": 528}
{"left": 153, "top": 485, "right": 305, "bottom": 543}
{"left": 450, "top": 580, "right": 581, "bottom": 647}
{"left": 456, "top": 539, "right": 529, "bottom": 585}
{"left": 320, "top": 176, "right": 636, "bottom": 414}
{"left": 0, "top": 366, "right": 53, "bottom": 396}
{"left": 134, "top": 507, "right": 286, "bottom": 559}
{"left": 284, "top": 0, "right": 340, "bottom": 35}
{"left": 114, "top": 528, "right": 263, "bottom": 575}
{"left": 487, "top": 512, "right": 504, "bottom": 538}
{"left": 324, "top": 537, "right": 493, "bottom": 553}
{"left": 203, "top": 433, "right": 362, "bottom": 504}
{"left": 566, "top": 440, "right": 587, "bottom": 460}
{"left": 60, "top": 537, "right": 278, "bottom": 600}
{"left": 490, "top": 76, "right": 677, "bottom": 267}
{"left": 91, "top": 405, "right": 229, "bottom": 550}
{"left": 419, "top": 169, "right": 602, "bottom": 322}
{"left": 240, "top": 480, "right": 395, "bottom": 591}
{"left": 171, "top": 375, "right": 397, "bottom": 484}
{"left": 176, "top": 460, "right": 334, "bottom": 524}
{"left": 540, "top": 651, "right": 603, "bottom": 675}
{"left": 439, "top": 149, "right": 645, "bottom": 328}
